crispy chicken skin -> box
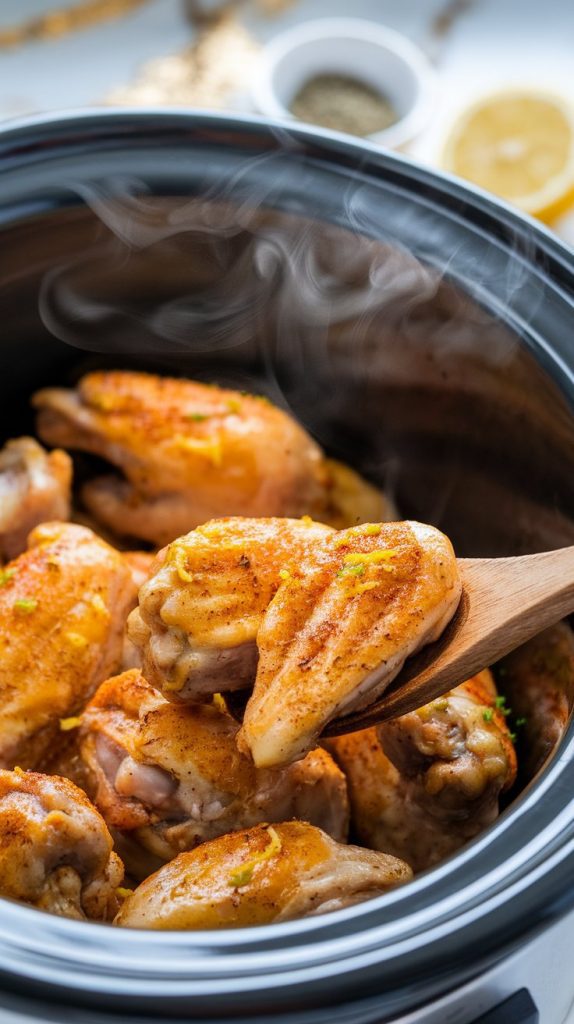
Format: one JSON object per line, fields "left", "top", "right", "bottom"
{"left": 75, "top": 669, "right": 348, "bottom": 878}
{"left": 240, "top": 520, "right": 462, "bottom": 767}
{"left": 128, "top": 516, "right": 333, "bottom": 700}
{"left": 499, "top": 622, "right": 574, "bottom": 779}
{"left": 0, "top": 522, "right": 135, "bottom": 769}
{"left": 115, "top": 821, "right": 412, "bottom": 929}
{"left": 0, "top": 769, "right": 123, "bottom": 920}
{"left": 0, "top": 437, "right": 72, "bottom": 561}
{"left": 33, "top": 372, "right": 329, "bottom": 547}
{"left": 329, "top": 671, "right": 516, "bottom": 872}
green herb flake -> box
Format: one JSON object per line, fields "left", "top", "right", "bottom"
{"left": 337, "top": 563, "right": 366, "bottom": 578}
{"left": 482, "top": 708, "right": 494, "bottom": 722}
{"left": 494, "top": 695, "right": 506, "bottom": 708}
{"left": 516, "top": 717, "right": 527, "bottom": 728}
{"left": 185, "top": 412, "right": 209, "bottom": 422}
{"left": 509, "top": 732, "right": 517, "bottom": 744}
{"left": 13, "top": 598, "right": 38, "bottom": 615}
{"left": 0, "top": 568, "right": 16, "bottom": 587}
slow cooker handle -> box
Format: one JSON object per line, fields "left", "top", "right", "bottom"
{"left": 471, "top": 988, "right": 538, "bottom": 1023}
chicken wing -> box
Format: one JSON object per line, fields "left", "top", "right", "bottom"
{"left": 329, "top": 671, "right": 516, "bottom": 872}
{"left": 239, "top": 520, "right": 462, "bottom": 767}
{"left": 115, "top": 820, "right": 411, "bottom": 929}
{"left": 0, "top": 522, "right": 135, "bottom": 769}
{"left": 128, "top": 516, "right": 333, "bottom": 700}
{"left": 498, "top": 621, "right": 574, "bottom": 780}
{"left": 0, "top": 768, "right": 123, "bottom": 920}
{"left": 33, "top": 371, "right": 330, "bottom": 547}
{"left": 75, "top": 669, "right": 348, "bottom": 879}
{"left": 0, "top": 437, "right": 72, "bottom": 561}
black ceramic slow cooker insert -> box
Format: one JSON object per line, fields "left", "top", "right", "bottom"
{"left": 0, "top": 111, "right": 573, "bottom": 1024}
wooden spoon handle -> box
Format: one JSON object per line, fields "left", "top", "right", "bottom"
{"left": 325, "top": 544, "right": 574, "bottom": 734}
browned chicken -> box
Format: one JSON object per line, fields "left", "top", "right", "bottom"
{"left": 33, "top": 372, "right": 330, "bottom": 546}
{"left": 0, "top": 769, "right": 123, "bottom": 920}
{"left": 329, "top": 671, "right": 517, "bottom": 872}
{"left": 115, "top": 820, "right": 412, "bottom": 929}
{"left": 239, "top": 520, "right": 462, "bottom": 767}
{"left": 128, "top": 516, "right": 333, "bottom": 699}
{"left": 73, "top": 669, "right": 348, "bottom": 879}
{"left": 319, "top": 458, "right": 396, "bottom": 529}
{"left": 0, "top": 437, "right": 72, "bottom": 561}
{"left": 499, "top": 621, "right": 574, "bottom": 780}
{"left": 129, "top": 518, "right": 461, "bottom": 768}
{"left": 121, "top": 551, "right": 157, "bottom": 670}
{"left": 33, "top": 371, "right": 393, "bottom": 546}
{"left": 0, "top": 522, "right": 135, "bottom": 769}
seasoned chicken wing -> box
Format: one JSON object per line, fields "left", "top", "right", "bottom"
{"left": 0, "top": 769, "right": 123, "bottom": 920}
{"left": 115, "top": 821, "right": 411, "bottom": 929}
{"left": 240, "top": 520, "right": 462, "bottom": 767}
{"left": 499, "top": 621, "right": 574, "bottom": 780}
{"left": 128, "top": 516, "right": 333, "bottom": 700}
{"left": 0, "top": 437, "right": 72, "bottom": 561}
{"left": 0, "top": 522, "right": 135, "bottom": 769}
{"left": 34, "top": 372, "right": 329, "bottom": 546}
{"left": 329, "top": 671, "right": 516, "bottom": 872}
{"left": 74, "top": 669, "right": 348, "bottom": 879}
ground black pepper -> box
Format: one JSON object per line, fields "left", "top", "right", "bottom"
{"left": 290, "top": 73, "right": 397, "bottom": 137}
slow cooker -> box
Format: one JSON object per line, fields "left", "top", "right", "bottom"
{"left": 0, "top": 110, "right": 573, "bottom": 1024}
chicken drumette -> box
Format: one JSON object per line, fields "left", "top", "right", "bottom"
{"left": 33, "top": 371, "right": 391, "bottom": 547}
{"left": 128, "top": 516, "right": 333, "bottom": 699}
{"left": 71, "top": 669, "right": 348, "bottom": 879}
{"left": 129, "top": 517, "right": 461, "bottom": 768}
{"left": 0, "top": 437, "right": 72, "bottom": 562}
{"left": 0, "top": 522, "right": 135, "bottom": 769}
{"left": 33, "top": 372, "right": 325, "bottom": 546}
{"left": 498, "top": 621, "right": 574, "bottom": 780}
{"left": 115, "top": 821, "right": 411, "bottom": 929}
{"left": 329, "top": 670, "right": 516, "bottom": 873}
{"left": 0, "top": 769, "right": 123, "bottom": 920}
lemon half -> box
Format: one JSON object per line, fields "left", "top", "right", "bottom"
{"left": 442, "top": 90, "right": 574, "bottom": 223}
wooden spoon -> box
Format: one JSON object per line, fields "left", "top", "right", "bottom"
{"left": 323, "top": 545, "right": 574, "bottom": 736}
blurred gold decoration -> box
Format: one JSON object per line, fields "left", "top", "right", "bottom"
{"left": 0, "top": 0, "right": 150, "bottom": 48}
{"left": 107, "top": 13, "right": 260, "bottom": 109}
{"left": 185, "top": 0, "right": 295, "bottom": 26}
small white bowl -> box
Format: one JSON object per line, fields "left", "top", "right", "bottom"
{"left": 250, "top": 18, "right": 436, "bottom": 150}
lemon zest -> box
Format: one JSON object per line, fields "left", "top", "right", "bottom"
{"left": 300, "top": 515, "right": 313, "bottom": 526}
{"left": 172, "top": 434, "right": 223, "bottom": 467}
{"left": 64, "top": 632, "right": 88, "bottom": 649}
{"left": 349, "top": 581, "right": 379, "bottom": 596}
{"left": 213, "top": 693, "right": 227, "bottom": 713}
{"left": 89, "top": 391, "right": 117, "bottom": 412}
{"left": 60, "top": 716, "right": 82, "bottom": 731}
{"left": 90, "top": 594, "right": 107, "bottom": 613}
{"left": 116, "top": 887, "right": 134, "bottom": 900}
{"left": 13, "top": 598, "right": 37, "bottom": 614}
{"left": 334, "top": 524, "right": 383, "bottom": 548}
{"left": 0, "top": 568, "right": 16, "bottom": 586}
{"left": 278, "top": 569, "right": 291, "bottom": 582}
{"left": 226, "top": 398, "right": 242, "bottom": 414}
{"left": 169, "top": 543, "right": 194, "bottom": 583}
{"left": 343, "top": 549, "right": 397, "bottom": 565}
{"left": 228, "top": 826, "right": 282, "bottom": 888}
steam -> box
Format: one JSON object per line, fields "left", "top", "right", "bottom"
{"left": 36, "top": 143, "right": 536, "bottom": 521}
